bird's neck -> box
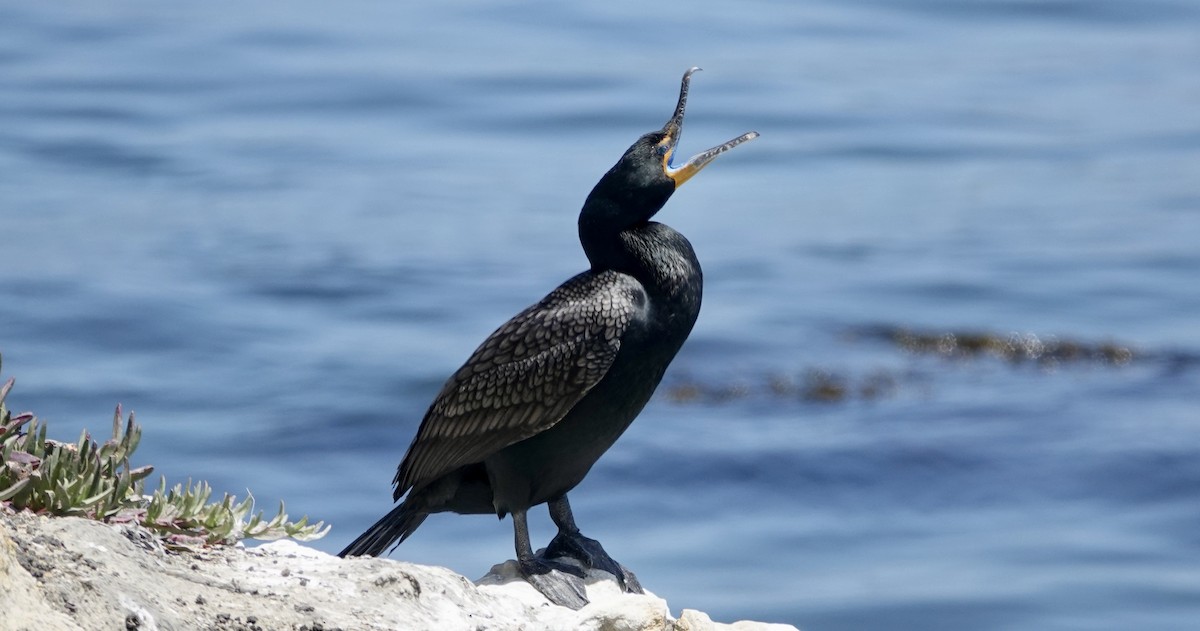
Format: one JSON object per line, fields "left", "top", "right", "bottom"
{"left": 579, "top": 217, "right": 702, "bottom": 300}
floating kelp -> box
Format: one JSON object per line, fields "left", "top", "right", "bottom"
{"left": 665, "top": 368, "right": 906, "bottom": 405}
{"left": 660, "top": 326, "right": 1200, "bottom": 407}
{"left": 855, "top": 326, "right": 1137, "bottom": 366}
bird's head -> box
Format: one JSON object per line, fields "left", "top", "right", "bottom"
{"left": 582, "top": 67, "right": 759, "bottom": 228}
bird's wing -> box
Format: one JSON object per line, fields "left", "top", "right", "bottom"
{"left": 393, "top": 270, "right": 646, "bottom": 497}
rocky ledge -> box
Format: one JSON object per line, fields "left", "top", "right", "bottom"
{"left": 0, "top": 509, "right": 797, "bottom": 631}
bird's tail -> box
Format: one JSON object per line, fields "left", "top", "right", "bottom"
{"left": 338, "top": 502, "right": 428, "bottom": 558}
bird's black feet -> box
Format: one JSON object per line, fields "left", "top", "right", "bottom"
{"left": 542, "top": 531, "right": 644, "bottom": 594}
{"left": 518, "top": 555, "right": 589, "bottom": 609}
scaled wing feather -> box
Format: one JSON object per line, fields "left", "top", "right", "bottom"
{"left": 393, "top": 270, "right": 644, "bottom": 496}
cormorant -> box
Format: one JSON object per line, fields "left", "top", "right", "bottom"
{"left": 339, "top": 67, "right": 758, "bottom": 609}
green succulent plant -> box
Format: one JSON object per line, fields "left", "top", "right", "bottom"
{"left": 1, "top": 355, "right": 328, "bottom": 546}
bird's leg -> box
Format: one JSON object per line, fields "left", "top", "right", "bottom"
{"left": 541, "top": 496, "right": 644, "bottom": 594}
{"left": 512, "top": 509, "right": 589, "bottom": 609}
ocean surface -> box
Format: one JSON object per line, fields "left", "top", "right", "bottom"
{"left": 2, "top": 1, "right": 1199, "bottom": 629}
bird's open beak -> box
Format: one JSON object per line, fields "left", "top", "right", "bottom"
{"left": 662, "top": 67, "right": 759, "bottom": 188}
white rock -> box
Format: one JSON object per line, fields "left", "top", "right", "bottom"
{"left": 0, "top": 509, "right": 800, "bottom": 631}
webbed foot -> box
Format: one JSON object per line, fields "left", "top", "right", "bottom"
{"left": 542, "top": 531, "right": 643, "bottom": 594}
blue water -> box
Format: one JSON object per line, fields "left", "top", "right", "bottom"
{"left": 3, "top": 1, "right": 1199, "bottom": 628}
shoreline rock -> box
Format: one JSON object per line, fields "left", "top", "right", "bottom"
{"left": 0, "top": 509, "right": 798, "bottom": 631}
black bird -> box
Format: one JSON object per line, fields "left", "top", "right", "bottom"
{"left": 339, "top": 67, "right": 758, "bottom": 609}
